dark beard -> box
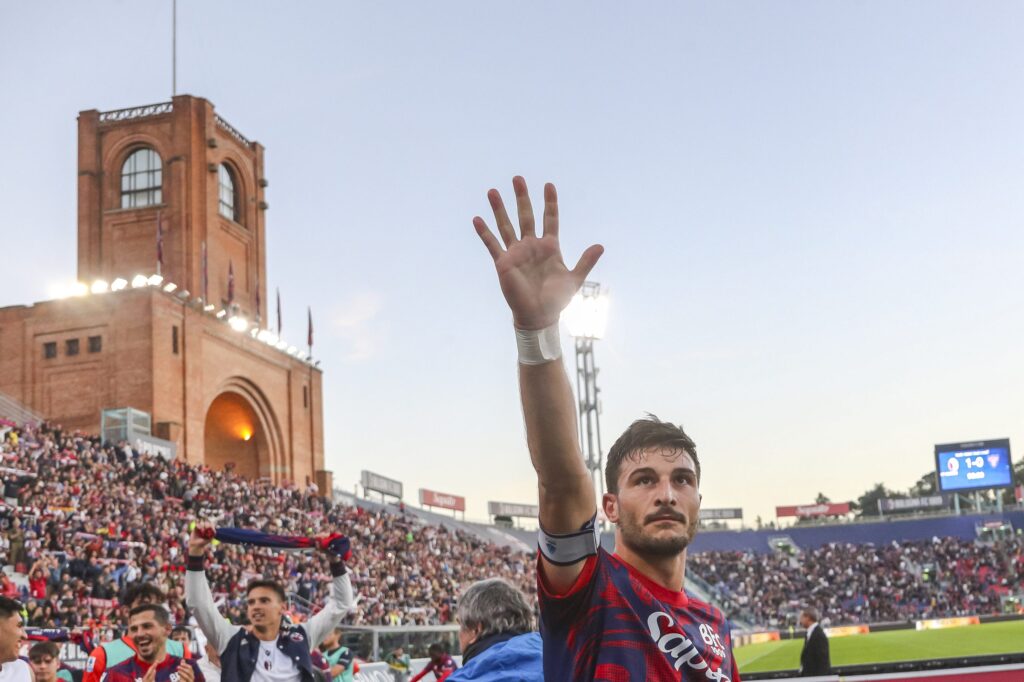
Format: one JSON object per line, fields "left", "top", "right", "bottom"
{"left": 618, "top": 512, "right": 697, "bottom": 558}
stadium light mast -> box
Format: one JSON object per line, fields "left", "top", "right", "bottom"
{"left": 565, "top": 282, "right": 610, "bottom": 522}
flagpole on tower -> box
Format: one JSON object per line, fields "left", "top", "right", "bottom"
{"left": 172, "top": 0, "right": 177, "bottom": 96}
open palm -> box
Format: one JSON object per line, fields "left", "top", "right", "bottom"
{"left": 473, "top": 177, "right": 603, "bottom": 330}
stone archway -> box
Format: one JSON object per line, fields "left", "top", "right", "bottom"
{"left": 203, "top": 377, "right": 285, "bottom": 481}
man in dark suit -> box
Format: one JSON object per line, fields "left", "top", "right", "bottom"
{"left": 799, "top": 607, "right": 831, "bottom": 677}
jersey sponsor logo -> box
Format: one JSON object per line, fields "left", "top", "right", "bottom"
{"left": 647, "top": 611, "right": 731, "bottom": 681}
{"left": 86, "top": 656, "right": 96, "bottom": 672}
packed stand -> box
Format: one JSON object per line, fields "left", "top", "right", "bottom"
{"left": 689, "top": 537, "right": 1024, "bottom": 628}
{"left": 0, "top": 420, "right": 537, "bottom": 648}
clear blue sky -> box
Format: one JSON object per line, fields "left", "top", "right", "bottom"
{"left": 1, "top": 1, "right": 1022, "bottom": 526}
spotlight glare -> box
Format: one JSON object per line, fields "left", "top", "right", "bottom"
{"left": 228, "top": 316, "right": 249, "bottom": 332}
{"left": 215, "top": 310, "right": 227, "bottom": 319}
{"left": 203, "top": 304, "right": 216, "bottom": 312}
{"left": 90, "top": 280, "right": 109, "bottom": 294}
{"left": 275, "top": 340, "right": 288, "bottom": 350}
{"left": 70, "top": 282, "right": 89, "bottom": 297}
{"left": 163, "top": 282, "right": 177, "bottom": 293}
{"left": 148, "top": 274, "right": 163, "bottom": 286}
{"left": 131, "top": 274, "right": 149, "bottom": 288}
{"left": 111, "top": 278, "right": 128, "bottom": 292}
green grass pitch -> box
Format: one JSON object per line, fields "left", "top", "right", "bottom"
{"left": 734, "top": 620, "right": 1024, "bottom": 674}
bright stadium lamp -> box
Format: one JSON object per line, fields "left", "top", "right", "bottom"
{"left": 203, "top": 303, "right": 216, "bottom": 312}
{"left": 565, "top": 281, "right": 609, "bottom": 523}
{"left": 228, "top": 316, "right": 249, "bottom": 332}
{"left": 148, "top": 274, "right": 163, "bottom": 286}
{"left": 163, "top": 282, "right": 177, "bottom": 293}
{"left": 111, "top": 278, "right": 128, "bottom": 292}
{"left": 131, "top": 274, "right": 149, "bottom": 288}
{"left": 564, "top": 284, "right": 609, "bottom": 340}
{"left": 286, "top": 345, "right": 298, "bottom": 356}
{"left": 69, "top": 282, "right": 89, "bottom": 297}
{"left": 275, "top": 340, "right": 288, "bottom": 350}
{"left": 90, "top": 280, "right": 109, "bottom": 294}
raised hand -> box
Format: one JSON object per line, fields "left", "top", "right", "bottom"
{"left": 188, "top": 521, "right": 213, "bottom": 557}
{"left": 142, "top": 663, "right": 158, "bottom": 682}
{"left": 176, "top": 660, "right": 196, "bottom": 682}
{"left": 474, "top": 177, "right": 603, "bottom": 330}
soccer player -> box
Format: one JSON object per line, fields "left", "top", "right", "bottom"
{"left": 106, "top": 605, "right": 203, "bottom": 682}
{"left": 472, "top": 177, "right": 742, "bottom": 681}
{"left": 27, "top": 642, "right": 74, "bottom": 682}
{"left": 186, "top": 523, "right": 355, "bottom": 682}
{"left": 84, "top": 583, "right": 188, "bottom": 682}
{"left": 408, "top": 644, "right": 457, "bottom": 682}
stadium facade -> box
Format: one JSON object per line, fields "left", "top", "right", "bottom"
{"left": 0, "top": 95, "right": 330, "bottom": 491}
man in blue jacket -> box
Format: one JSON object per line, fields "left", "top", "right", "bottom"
{"left": 446, "top": 579, "right": 542, "bottom": 682}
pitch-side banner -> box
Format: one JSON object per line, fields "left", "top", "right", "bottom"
{"left": 361, "top": 470, "right": 403, "bottom": 499}
{"left": 775, "top": 502, "right": 851, "bottom": 518}
{"left": 419, "top": 488, "right": 466, "bottom": 512}
{"left": 879, "top": 495, "right": 947, "bottom": 513}
{"left": 700, "top": 508, "right": 743, "bottom": 520}
{"left": 488, "top": 501, "right": 539, "bottom": 518}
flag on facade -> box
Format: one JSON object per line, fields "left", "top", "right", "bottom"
{"left": 307, "top": 306, "right": 313, "bottom": 350}
{"left": 201, "top": 241, "right": 209, "bottom": 302}
{"left": 156, "top": 211, "right": 164, "bottom": 275}
{"left": 254, "top": 274, "right": 261, "bottom": 322}
{"left": 276, "top": 288, "right": 282, "bottom": 335}
{"left": 227, "top": 261, "right": 235, "bottom": 305}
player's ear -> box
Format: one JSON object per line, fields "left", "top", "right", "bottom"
{"left": 602, "top": 493, "right": 619, "bottom": 523}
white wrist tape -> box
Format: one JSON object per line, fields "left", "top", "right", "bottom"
{"left": 538, "top": 514, "right": 600, "bottom": 566}
{"left": 515, "top": 323, "right": 562, "bottom": 365}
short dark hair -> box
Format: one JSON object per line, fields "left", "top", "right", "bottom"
{"left": 246, "top": 580, "right": 286, "bottom": 602}
{"left": 29, "top": 641, "right": 60, "bottom": 661}
{"left": 0, "top": 596, "right": 23, "bottom": 620}
{"left": 605, "top": 415, "right": 700, "bottom": 494}
{"left": 129, "top": 603, "right": 170, "bottom": 626}
{"left": 121, "top": 583, "right": 166, "bottom": 608}
{"left": 171, "top": 625, "right": 191, "bottom": 636}
{"left": 428, "top": 643, "right": 445, "bottom": 656}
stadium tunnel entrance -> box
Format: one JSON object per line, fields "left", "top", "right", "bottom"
{"left": 203, "top": 379, "right": 284, "bottom": 481}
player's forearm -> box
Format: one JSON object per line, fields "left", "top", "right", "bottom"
{"left": 185, "top": 559, "right": 237, "bottom": 652}
{"left": 519, "top": 359, "right": 595, "bottom": 531}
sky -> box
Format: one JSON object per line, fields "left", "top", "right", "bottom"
{"left": 1, "top": 1, "right": 1022, "bottom": 527}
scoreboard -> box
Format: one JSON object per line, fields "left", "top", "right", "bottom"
{"left": 935, "top": 438, "right": 1013, "bottom": 493}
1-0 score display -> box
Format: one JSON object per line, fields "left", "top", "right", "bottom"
{"left": 935, "top": 438, "right": 1013, "bottom": 492}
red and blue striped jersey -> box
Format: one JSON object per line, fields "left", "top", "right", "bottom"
{"left": 539, "top": 548, "right": 741, "bottom": 681}
{"left": 106, "top": 654, "right": 205, "bottom": 682}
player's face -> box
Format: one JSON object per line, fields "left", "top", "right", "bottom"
{"left": 128, "top": 612, "right": 169, "bottom": 662}
{"left": 247, "top": 587, "right": 285, "bottom": 628}
{"left": 605, "top": 447, "right": 701, "bottom": 558}
{"left": 0, "top": 613, "right": 25, "bottom": 663}
{"left": 29, "top": 653, "right": 59, "bottom": 680}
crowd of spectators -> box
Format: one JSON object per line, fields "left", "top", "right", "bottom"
{"left": 689, "top": 536, "right": 1024, "bottom": 627}
{"left": 0, "top": 419, "right": 536, "bottom": 648}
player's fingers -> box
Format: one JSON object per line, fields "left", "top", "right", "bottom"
{"left": 487, "top": 189, "right": 517, "bottom": 247}
{"left": 542, "top": 182, "right": 559, "bottom": 239}
{"left": 473, "top": 218, "right": 504, "bottom": 262}
{"left": 571, "top": 244, "right": 604, "bottom": 284}
{"left": 513, "top": 176, "right": 536, "bottom": 238}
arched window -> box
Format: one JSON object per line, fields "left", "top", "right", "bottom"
{"left": 218, "top": 163, "right": 239, "bottom": 222}
{"left": 120, "top": 148, "right": 162, "bottom": 208}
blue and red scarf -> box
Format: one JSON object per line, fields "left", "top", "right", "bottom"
{"left": 199, "top": 527, "right": 352, "bottom": 561}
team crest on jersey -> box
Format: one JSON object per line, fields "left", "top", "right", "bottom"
{"left": 290, "top": 631, "right": 304, "bottom": 642}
